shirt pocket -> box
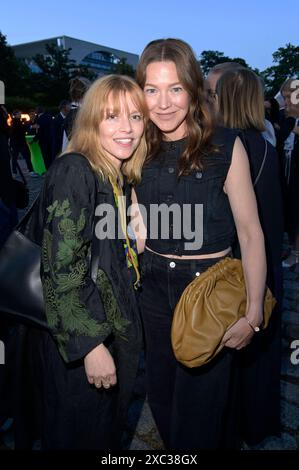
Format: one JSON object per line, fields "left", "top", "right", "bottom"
{"left": 178, "top": 164, "right": 229, "bottom": 246}
{"left": 135, "top": 168, "right": 158, "bottom": 195}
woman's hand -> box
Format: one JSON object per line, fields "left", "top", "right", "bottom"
{"left": 84, "top": 343, "right": 117, "bottom": 389}
{"left": 221, "top": 317, "right": 255, "bottom": 350}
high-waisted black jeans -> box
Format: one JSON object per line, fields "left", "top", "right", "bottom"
{"left": 139, "top": 249, "right": 240, "bottom": 450}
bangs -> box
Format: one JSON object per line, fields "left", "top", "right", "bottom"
{"left": 103, "top": 87, "right": 147, "bottom": 119}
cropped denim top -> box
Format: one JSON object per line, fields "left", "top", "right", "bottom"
{"left": 135, "top": 127, "right": 239, "bottom": 256}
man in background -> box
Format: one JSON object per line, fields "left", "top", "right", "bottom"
{"left": 52, "top": 100, "right": 70, "bottom": 159}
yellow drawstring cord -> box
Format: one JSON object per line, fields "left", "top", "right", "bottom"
{"left": 109, "top": 176, "right": 140, "bottom": 289}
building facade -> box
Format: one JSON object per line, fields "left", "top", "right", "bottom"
{"left": 13, "top": 35, "right": 139, "bottom": 76}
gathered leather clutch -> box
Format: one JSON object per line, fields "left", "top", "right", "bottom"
{"left": 171, "top": 257, "right": 276, "bottom": 368}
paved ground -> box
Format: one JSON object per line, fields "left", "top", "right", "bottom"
{"left": 1, "top": 160, "right": 298, "bottom": 450}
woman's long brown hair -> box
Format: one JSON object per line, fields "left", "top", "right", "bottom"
{"left": 136, "top": 38, "right": 216, "bottom": 175}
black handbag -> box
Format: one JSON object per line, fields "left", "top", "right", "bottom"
{"left": 0, "top": 163, "right": 100, "bottom": 330}
{"left": 0, "top": 197, "right": 46, "bottom": 328}
{"left": 13, "top": 179, "right": 29, "bottom": 209}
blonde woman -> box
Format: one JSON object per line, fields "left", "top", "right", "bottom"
{"left": 27, "top": 75, "right": 147, "bottom": 449}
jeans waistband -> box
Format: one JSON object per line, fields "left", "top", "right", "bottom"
{"left": 142, "top": 248, "right": 231, "bottom": 272}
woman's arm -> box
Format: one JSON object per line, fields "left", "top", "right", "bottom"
{"left": 41, "top": 156, "right": 113, "bottom": 362}
{"left": 130, "top": 188, "right": 147, "bottom": 254}
{"left": 222, "top": 137, "right": 267, "bottom": 349}
{"left": 41, "top": 156, "right": 117, "bottom": 386}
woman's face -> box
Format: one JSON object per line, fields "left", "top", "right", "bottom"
{"left": 99, "top": 92, "right": 144, "bottom": 169}
{"left": 283, "top": 89, "right": 299, "bottom": 118}
{"left": 144, "top": 61, "right": 190, "bottom": 140}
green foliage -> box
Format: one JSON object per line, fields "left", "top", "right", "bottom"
{"left": 261, "top": 43, "right": 299, "bottom": 96}
{"left": 199, "top": 50, "right": 249, "bottom": 75}
{"left": 33, "top": 43, "right": 76, "bottom": 80}
{"left": 2, "top": 27, "right": 297, "bottom": 108}
{"left": 5, "top": 95, "right": 37, "bottom": 112}
{"left": 30, "top": 43, "right": 95, "bottom": 106}
{"left": 0, "top": 31, "right": 31, "bottom": 97}
{"left": 112, "top": 57, "right": 135, "bottom": 77}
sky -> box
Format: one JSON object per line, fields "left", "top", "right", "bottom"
{"left": 1, "top": 0, "right": 298, "bottom": 71}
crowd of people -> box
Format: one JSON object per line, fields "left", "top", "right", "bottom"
{"left": 0, "top": 37, "right": 298, "bottom": 450}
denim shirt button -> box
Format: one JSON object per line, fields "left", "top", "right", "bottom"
{"left": 168, "top": 167, "right": 175, "bottom": 174}
{"left": 165, "top": 194, "right": 173, "bottom": 203}
{"left": 195, "top": 171, "right": 203, "bottom": 179}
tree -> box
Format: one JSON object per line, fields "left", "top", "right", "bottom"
{"left": 261, "top": 43, "right": 299, "bottom": 96}
{"left": 33, "top": 43, "right": 76, "bottom": 80}
{"left": 112, "top": 58, "right": 135, "bottom": 77}
{"left": 30, "top": 43, "right": 95, "bottom": 106}
{"left": 199, "top": 50, "right": 249, "bottom": 76}
{"left": 0, "top": 31, "right": 29, "bottom": 97}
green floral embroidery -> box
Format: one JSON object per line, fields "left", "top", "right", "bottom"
{"left": 56, "top": 238, "right": 81, "bottom": 269}
{"left": 57, "top": 291, "right": 110, "bottom": 337}
{"left": 41, "top": 229, "right": 52, "bottom": 274}
{"left": 96, "top": 269, "right": 131, "bottom": 340}
{"left": 46, "top": 199, "right": 72, "bottom": 223}
{"left": 76, "top": 210, "right": 86, "bottom": 234}
{"left": 42, "top": 198, "right": 130, "bottom": 359}
{"left": 43, "top": 277, "right": 59, "bottom": 328}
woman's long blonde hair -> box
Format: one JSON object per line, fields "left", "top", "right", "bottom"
{"left": 65, "top": 74, "right": 148, "bottom": 184}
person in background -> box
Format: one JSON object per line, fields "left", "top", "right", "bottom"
{"left": 0, "top": 105, "right": 17, "bottom": 246}
{"left": 205, "top": 62, "right": 243, "bottom": 107}
{"left": 277, "top": 78, "right": 299, "bottom": 267}
{"left": 215, "top": 67, "right": 283, "bottom": 445}
{"left": 51, "top": 100, "right": 71, "bottom": 159}
{"left": 133, "top": 38, "right": 266, "bottom": 450}
{"left": 62, "top": 76, "right": 91, "bottom": 150}
{"left": 264, "top": 96, "right": 281, "bottom": 136}
{"left": 207, "top": 63, "right": 277, "bottom": 147}
{"left": 32, "top": 106, "right": 53, "bottom": 170}
{"left": 0, "top": 105, "right": 18, "bottom": 441}
{"left": 10, "top": 110, "right": 38, "bottom": 176}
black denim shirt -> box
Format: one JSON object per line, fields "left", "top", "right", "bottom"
{"left": 135, "top": 127, "right": 238, "bottom": 255}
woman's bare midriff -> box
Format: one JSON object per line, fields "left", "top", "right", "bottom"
{"left": 145, "top": 246, "right": 231, "bottom": 259}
